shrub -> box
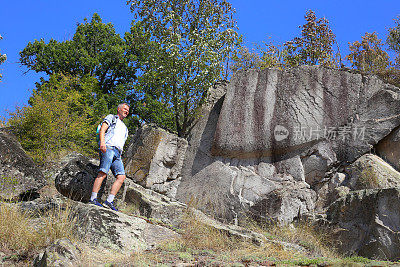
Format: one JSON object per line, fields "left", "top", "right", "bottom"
{"left": 7, "top": 74, "right": 107, "bottom": 163}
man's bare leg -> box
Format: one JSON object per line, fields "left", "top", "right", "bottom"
{"left": 89, "top": 171, "right": 107, "bottom": 203}
{"left": 110, "top": 174, "right": 126, "bottom": 196}
{"left": 92, "top": 171, "right": 107, "bottom": 193}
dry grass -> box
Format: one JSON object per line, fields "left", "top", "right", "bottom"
{"left": 261, "top": 220, "right": 338, "bottom": 258}
{"left": 39, "top": 201, "right": 79, "bottom": 243}
{"left": 0, "top": 200, "right": 79, "bottom": 262}
{"left": 178, "top": 212, "right": 236, "bottom": 251}
{"left": 125, "top": 210, "right": 307, "bottom": 266}
{"left": 79, "top": 244, "right": 131, "bottom": 267}
{"left": 0, "top": 204, "right": 40, "bottom": 253}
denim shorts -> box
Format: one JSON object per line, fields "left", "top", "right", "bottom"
{"left": 99, "top": 146, "right": 125, "bottom": 176}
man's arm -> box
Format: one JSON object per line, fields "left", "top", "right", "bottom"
{"left": 99, "top": 122, "right": 109, "bottom": 153}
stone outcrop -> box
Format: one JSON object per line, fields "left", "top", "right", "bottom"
{"left": 314, "top": 172, "right": 349, "bottom": 211}
{"left": 300, "top": 141, "right": 337, "bottom": 187}
{"left": 0, "top": 128, "right": 46, "bottom": 201}
{"left": 124, "top": 181, "right": 188, "bottom": 228}
{"left": 123, "top": 182, "right": 285, "bottom": 247}
{"left": 375, "top": 126, "right": 400, "bottom": 171}
{"left": 54, "top": 154, "right": 116, "bottom": 203}
{"left": 33, "top": 238, "right": 82, "bottom": 267}
{"left": 212, "top": 66, "right": 400, "bottom": 162}
{"left": 178, "top": 158, "right": 316, "bottom": 224}
{"left": 345, "top": 153, "right": 400, "bottom": 190}
{"left": 124, "top": 124, "right": 187, "bottom": 198}
{"left": 73, "top": 202, "right": 180, "bottom": 253}
{"left": 177, "top": 66, "right": 400, "bottom": 224}
{"left": 327, "top": 188, "right": 400, "bottom": 261}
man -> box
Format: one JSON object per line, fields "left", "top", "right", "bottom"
{"left": 89, "top": 103, "right": 130, "bottom": 211}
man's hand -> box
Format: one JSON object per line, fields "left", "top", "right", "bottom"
{"left": 100, "top": 143, "right": 107, "bottom": 153}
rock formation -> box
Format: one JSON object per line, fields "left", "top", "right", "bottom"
{"left": 327, "top": 188, "right": 400, "bottom": 261}
{"left": 177, "top": 66, "right": 400, "bottom": 225}
{"left": 124, "top": 125, "right": 187, "bottom": 198}
{"left": 0, "top": 128, "right": 46, "bottom": 201}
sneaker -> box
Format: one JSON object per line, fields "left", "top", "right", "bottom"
{"left": 89, "top": 198, "right": 103, "bottom": 207}
{"left": 103, "top": 200, "right": 118, "bottom": 211}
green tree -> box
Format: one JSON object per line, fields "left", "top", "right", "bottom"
{"left": 8, "top": 74, "right": 104, "bottom": 163}
{"left": 0, "top": 34, "right": 6, "bottom": 82}
{"left": 283, "top": 10, "right": 339, "bottom": 67}
{"left": 387, "top": 16, "right": 400, "bottom": 54}
{"left": 346, "top": 32, "right": 390, "bottom": 74}
{"left": 231, "top": 10, "right": 339, "bottom": 72}
{"left": 230, "top": 42, "right": 263, "bottom": 73}
{"left": 384, "top": 16, "right": 400, "bottom": 87}
{"left": 19, "top": 13, "right": 140, "bottom": 111}
{"left": 127, "top": 0, "right": 239, "bottom": 137}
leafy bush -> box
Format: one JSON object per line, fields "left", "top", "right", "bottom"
{"left": 8, "top": 74, "right": 107, "bottom": 163}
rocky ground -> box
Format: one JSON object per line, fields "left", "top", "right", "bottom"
{"left": 0, "top": 180, "right": 398, "bottom": 266}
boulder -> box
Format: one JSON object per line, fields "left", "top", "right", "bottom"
{"left": 124, "top": 124, "right": 187, "bottom": 198}
{"left": 33, "top": 238, "right": 81, "bottom": 267}
{"left": 301, "top": 141, "right": 337, "bottom": 187}
{"left": 55, "top": 154, "right": 108, "bottom": 202}
{"left": 315, "top": 185, "right": 350, "bottom": 212}
{"left": 249, "top": 180, "right": 317, "bottom": 224}
{"left": 274, "top": 155, "right": 305, "bottom": 182}
{"left": 345, "top": 153, "right": 400, "bottom": 190}
{"left": 0, "top": 128, "right": 46, "bottom": 201}
{"left": 327, "top": 188, "right": 400, "bottom": 261}
{"left": 124, "top": 181, "right": 188, "bottom": 228}
{"left": 177, "top": 66, "right": 400, "bottom": 225}
{"left": 212, "top": 66, "right": 400, "bottom": 163}
{"left": 179, "top": 160, "right": 316, "bottom": 224}
{"left": 73, "top": 202, "right": 180, "bottom": 253}
{"left": 375, "top": 125, "right": 400, "bottom": 171}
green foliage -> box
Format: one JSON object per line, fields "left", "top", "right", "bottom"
{"left": 7, "top": 74, "right": 103, "bottom": 163}
{"left": 230, "top": 41, "right": 263, "bottom": 73}
{"left": 284, "top": 10, "right": 339, "bottom": 67}
{"left": 347, "top": 32, "right": 390, "bottom": 74}
{"left": 346, "top": 18, "right": 400, "bottom": 89}
{"left": 384, "top": 16, "right": 400, "bottom": 88}
{"left": 19, "top": 13, "right": 139, "bottom": 112}
{"left": 0, "top": 34, "right": 6, "bottom": 82}
{"left": 127, "top": 0, "right": 240, "bottom": 137}
{"left": 387, "top": 16, "right": 400, "bottom": 54}
{"left": 231, "top": 10, "right": 339, "bottom": 72}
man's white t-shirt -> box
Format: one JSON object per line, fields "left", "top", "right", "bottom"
{"left": 106, "top": 118, "right": 128, "bottom": 152}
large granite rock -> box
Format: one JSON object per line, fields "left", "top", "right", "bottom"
{"left": 345, "top": 153, "right": 400, "bottom": 190}
{"left": 177, "top": 66, "right": 400, "bottom": 224}
{"left": 124, "top": 124, "right": 187, "bottom": 198}
{"left": 0, "top": 128, "right": 46, "bottom": 201}
{"left": 73, "top": 202, "right": 180, "bottom": 253}
{"left": 301, "top": 141, "right": 337, "bottom": 187}
{"left": 124, "top": 181, "right": 188, "bottom": 228}
{"left": 327, "top": 188, "right": 400, "bottom": 261}
{"left": 179, "top": 159, "right": 316, "bottom": 224}
{"left": 55, "top": 154, "right": 108, "bottom": 202}
{"left": 314, "top": 172, "right": 349, "bottom": 211}
{"left": 375, "top": 125, "right": 400, "bottom": 171}
{"left": 212, "top": 66, "right": 400, "bottom": 163}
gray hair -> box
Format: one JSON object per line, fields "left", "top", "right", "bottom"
{"left": 117, "top": 103, "right": 130, "bottom": 111}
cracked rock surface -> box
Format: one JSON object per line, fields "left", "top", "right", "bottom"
{"left": 0, "top": 128, "right": 46, "bottom": 201}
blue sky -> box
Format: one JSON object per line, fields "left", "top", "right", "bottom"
{"left": 1, "top": 0, "right": 399, "bottom": 119}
